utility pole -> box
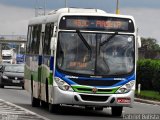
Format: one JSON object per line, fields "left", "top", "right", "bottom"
{"left": 116, "top": 0, "right": 120, "bottom": 14}
{"left": 44, "top": 0, "right": 46, "bottom": 15}
{"left": 35, "top": 0, "right": 38, "bottom": 17}
{"left": 65, "top": 0, "right": 67, "bottom": 8}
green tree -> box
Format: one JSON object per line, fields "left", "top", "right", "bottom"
{"left": 141, "top": 37, "right": 160, "bottom": 51}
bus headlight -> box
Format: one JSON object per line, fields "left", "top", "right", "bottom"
{"left": 55, "top": 77, "right": 73, "bottom": 91}
{"left": 116, "top": 80, "right": 135, "bottom": 94}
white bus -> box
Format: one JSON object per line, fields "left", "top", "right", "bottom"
{"left": 25, "top": 8, "right": 140, "bottom": 116}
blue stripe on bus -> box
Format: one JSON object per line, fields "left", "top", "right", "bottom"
{"left": 38, "top": 55, "right": 42, "bottom": 65}
{"left": 55, "top": 70, "right": 136, "bottom": 88}
{"left": 55, "top": 70, "right": 75, "bottom": 84}
{"left": 112, "top": 74, "right": 135, "bottom": 87}
{"left": 50, "top": 56, "right": 54, "bottom": 71}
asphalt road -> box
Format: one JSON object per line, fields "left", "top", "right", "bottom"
{"left": 0, "top": 86, "right": 160, "bottom": 120}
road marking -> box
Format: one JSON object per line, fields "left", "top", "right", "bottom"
{"left": 0, "top": 99, "right": 50, "bottom": 120}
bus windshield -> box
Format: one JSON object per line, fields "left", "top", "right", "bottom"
{"left": 57, "top": 32, "right": 134, "bottom": 76}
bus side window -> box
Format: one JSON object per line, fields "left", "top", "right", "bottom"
{"left": 26, "top": 26, "right": 32, "bottom": 54}
{"left": 27, "top": 25, "right": 41, "bottom": 54}
{"left": 32, "top": 25, "right": 41, "bottom": 54}
{"left": 43, "top": 23, "right": 54, "bottom": 55}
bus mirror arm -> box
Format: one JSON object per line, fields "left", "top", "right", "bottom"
{"left": 50, "top": 37, "right": 57, "bottom": 50}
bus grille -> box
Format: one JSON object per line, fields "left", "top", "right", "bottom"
{"left": 80, "top": 94, "right": 109, "bottom": 102}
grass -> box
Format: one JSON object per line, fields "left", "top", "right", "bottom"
{"left": 135, "top": 90, "right": 160, "bottom": 101}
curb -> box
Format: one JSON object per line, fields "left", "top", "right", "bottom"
{"left": 134, "top": 98, "right": 160, "bottom": 106}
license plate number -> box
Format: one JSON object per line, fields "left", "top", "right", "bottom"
{"left": 12, "top": 80, "right": 20, "bottom": 83}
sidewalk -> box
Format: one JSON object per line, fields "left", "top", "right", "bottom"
{"left": 135, "top": 98, "right": 160, "bottom": 105}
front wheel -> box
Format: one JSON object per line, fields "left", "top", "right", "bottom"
{"left": 49, "top": 104, "right": 60, "bottom": 113}
{"left": 111, "top": 106, "right": 123, "bottom": 117}
{"left": 31, "top": 92, "right": 40, "bottom": 107}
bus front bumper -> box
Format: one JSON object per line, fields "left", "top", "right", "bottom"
{"left": 51, "top": 86, "right": 135, "bottom": 107}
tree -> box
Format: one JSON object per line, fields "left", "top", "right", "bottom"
{"left": 141, "top": 37, "right": 160, "bottom": 51}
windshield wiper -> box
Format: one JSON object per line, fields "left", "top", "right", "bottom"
{"left": 100, "top": 32, "right": 118, "bottom": 47}
{"left": 76, "top": 30, "right": 92, "bottom": 61}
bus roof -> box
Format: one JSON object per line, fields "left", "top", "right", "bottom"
{"left": 48, "top": 8, "right": 107, "bottom": 15}
{"left": 28, "top": 8, "right": 135, "bottom": 25}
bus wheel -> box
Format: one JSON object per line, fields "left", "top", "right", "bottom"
{"left": 31, "top": 95, "right": 40, "bottom": 107}
{"left": 49, "top": 104, "right": 60, "bottom": 113}
{"left": 111, "top": 106, "right": 123, "bottom": 116}
{"left": 41, "top": 101, "right": 48, "bottom": 108}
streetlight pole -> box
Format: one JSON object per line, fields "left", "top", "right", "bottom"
{"left": 116, "top": 0, "right": 120, "bottom": 14}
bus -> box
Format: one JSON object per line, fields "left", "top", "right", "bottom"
{"left": 25, "top": 8, "right": 141, "bottom": 116}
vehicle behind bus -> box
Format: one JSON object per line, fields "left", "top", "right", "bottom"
{"left": 16, "top": 54, "right": 25, "bottom": 64}
{"left": 2, "top": 49, "right": 17, "bottom": 64}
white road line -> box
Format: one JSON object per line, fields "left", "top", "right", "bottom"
{"left": 0, "top": 99, "right": 50, "bottom": 120}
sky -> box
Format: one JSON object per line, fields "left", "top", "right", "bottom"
{"left": 0, "top": 0, "right": 160, "bottom": 43}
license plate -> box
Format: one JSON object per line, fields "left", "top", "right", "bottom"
{"left": 12, "top": 80, "right": 20, "bottom": 83}
{"left": 117, "top": 97, "right": 131, "bottom": 103}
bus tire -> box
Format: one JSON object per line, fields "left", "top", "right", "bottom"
{"left": 46, "top": 78, "right": 49, "bottom": 104}
{"left": 31, "top": 96, "right": 40, "bottom": 107}
{"left": 111, "top": 106, "right": 123, "bottom": 116}
{"left": 49, "top": 104, "right": 60, "bottom": 113}
{"left": 41, "top": 100, "right": 48, "bottom": 108}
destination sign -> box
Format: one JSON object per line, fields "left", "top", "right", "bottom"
{"left": 59, "top": 16, "right": 134, "bottom": 32}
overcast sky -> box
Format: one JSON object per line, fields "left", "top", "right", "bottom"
{"left": 0, "top": 0, "right": 160, "bottom": 43}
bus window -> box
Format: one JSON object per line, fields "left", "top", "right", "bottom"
{"left": 43, "top": 23, "right": 54, "bottom": 55}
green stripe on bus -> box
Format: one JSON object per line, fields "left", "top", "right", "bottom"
{"left": 72, "top": 85, "right": 119, "bottom": 94}
{"left": 49, "top": 72, "right": 53, "bottom": 85}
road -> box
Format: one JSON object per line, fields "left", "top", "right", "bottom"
{"left": 0, "top": 86, "right": 160, "bottom": 120}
